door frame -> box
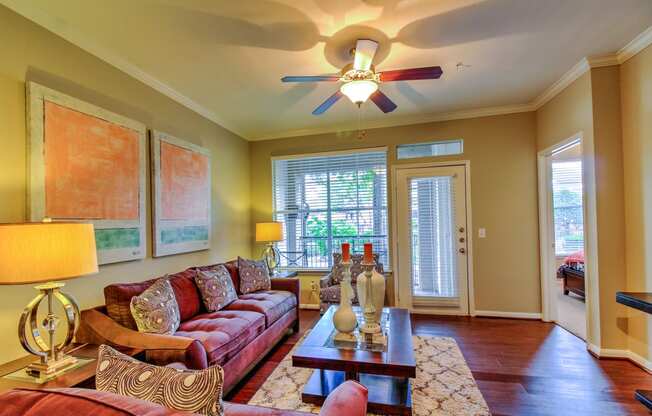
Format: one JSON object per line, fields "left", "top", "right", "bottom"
{"left": 537, "top": 132, "right": 600, "bottom": 347}
{"left": 390, "top": 160, "right": 475, "bottom": 316}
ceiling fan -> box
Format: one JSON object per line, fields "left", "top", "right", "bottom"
{"left": 281, "top": 39, "right": 443, "bottom": 115}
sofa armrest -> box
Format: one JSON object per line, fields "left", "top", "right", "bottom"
{"left": 270, "top": 277, "right": 300, "bottom": 298}
{"left": 77, "top": 307, "right": 207, "bottom": 369}
{"left": 319, "top": 380, "right": 368, "bottom": 416}
{"left": 320, "top": 274, "right": 332, "bottom": 289}
{"left": 270, "top": 277, "right": 300, "bottom": 332}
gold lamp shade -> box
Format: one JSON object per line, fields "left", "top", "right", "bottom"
{"left": 0, "top": 222, "right": 98, "bottom": 284}
{"left": 255, "top": 222, "right": 283, "bottom": 242}
{"left": 0, "top": 222, "right": 98, "bottom": 379}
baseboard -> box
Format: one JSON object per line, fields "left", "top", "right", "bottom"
{"left": 474, "top": 310, "right": 542, "bottom": 320}
{"left": 588, "top": 343, "right": 652, "bottom": 373}
{"left": 300, "top": 303, "right": 320, "bottom": 310}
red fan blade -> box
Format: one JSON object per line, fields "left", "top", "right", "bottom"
{"left": 370, "top": 90, "right": 397, "bottom": 113}
{"left": 379, "top": 66, "right": 443, "bottom": 82}
{"left": 313, "top": 91, "right": 344, "bottom": 115}
{"left": 281, "top": 75, "right": 340, "bottom": 83}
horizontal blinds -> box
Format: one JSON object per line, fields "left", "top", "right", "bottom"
{"left": 551, "top": 160, "right": 584, "bottom": 255}
{"left": 409, "top": 176, "right": 458, "bottom": 299}
{"left": 272, "top": 150, "right": 389, "bottom": 269}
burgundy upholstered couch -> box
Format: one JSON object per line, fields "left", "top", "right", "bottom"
{"left": 0, "top": 381, "right": 368, "bottom": 416}
{"left": 77, "top": 260, "right": 300, "bottom": 393}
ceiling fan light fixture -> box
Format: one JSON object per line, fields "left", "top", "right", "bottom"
{"left": 340, "top": 80, "right": 378, "bottom": 104}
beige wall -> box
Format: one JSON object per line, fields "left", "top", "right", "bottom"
{"left": 0, "top": 6, "right": 251, "bottom": 362}
{"left": 250, "top": 112, "right": 541, "bottom": 314}
{"left": 536, "top": 67, "right": 628, "bottom": 350}
{"left": 621, "top": 45, "right": 652, "bottom": 360}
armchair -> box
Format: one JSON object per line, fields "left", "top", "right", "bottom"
{"left": 319, "top": 253, "right": 384, "bottom": 314}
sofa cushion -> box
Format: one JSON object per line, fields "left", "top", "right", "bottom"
{"left": 0, "top": 387, "right": 185, "bottom": 415}
{"left": 238, "top": 257, "right": 271, "bottom": 294}
{"left": 198, "top": 260, "right": 240, "bottom": 296}
{"left": 176, "top": 310, "right": 265, "bottom": 366}
{"left": 195, "top": 266, "right": 238, "bottom": 312}
{"left": 96, "top": 345, "right": 224, "bottom": 416}
{"left": 105, "top": 269, "right": 202, "bottom": 329}
{"left": 130, "top": 278, "right": 181, "bottom": 335}
{"left": 224, "top": 290, "right": 296, "bottom": 328}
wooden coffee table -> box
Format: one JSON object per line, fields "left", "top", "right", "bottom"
{"left": 292, "top": 306, "right": 416, "bottom": 415}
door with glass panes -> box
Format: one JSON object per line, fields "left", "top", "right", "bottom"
{"left": 395, "top": 165, "right": 469, "bottom": 313}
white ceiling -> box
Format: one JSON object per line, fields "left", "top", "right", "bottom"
{"left": 5, "top": 0, "right": 652, "bottom": 140}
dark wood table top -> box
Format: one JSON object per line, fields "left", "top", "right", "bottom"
{"left": 616, "top": 292, "right": 652, "bottom": 315}
{"left": 292, "top": 306, "right": 416, "bottom": 378}
{"left": 0, "top": 343, "right": 142, "bottom": 393}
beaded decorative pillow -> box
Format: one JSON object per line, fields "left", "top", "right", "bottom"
{"left": 194, "top": 265, "right": 238, "bottom": 312}
{"left": 96, "top": 344, "right": 224, "bottom": 416}
{"left": 237, "top": 257, "right": 271, "bottom": 294}
{"left": 129, "top": 277, "right": 180, "bottom": 335}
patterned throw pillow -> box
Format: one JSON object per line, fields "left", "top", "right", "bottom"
{"left": 96, "top": 345, "right": 224, "bottom": 416}
{"left": 194, "top": 266, "right": 238, "bottom": 312}
{"left": 130, "top": 277, "right": 180, "bottom": 335}
{"left": 238, "top": 257, "right": 271, "bottom": 294}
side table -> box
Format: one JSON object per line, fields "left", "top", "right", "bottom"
{"left": 0, "top": 343, "right": 143, "bottom": 393}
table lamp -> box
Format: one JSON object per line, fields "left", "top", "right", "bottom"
{"left": 0, "top": 222, "right": 98, "bottom": 378}
{"left": 255, "top": 222, "right": 283, "bottom": 275}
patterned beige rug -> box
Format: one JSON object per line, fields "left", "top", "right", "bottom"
{"left": 248, "top": 335, "right": 491, "bottom": 416}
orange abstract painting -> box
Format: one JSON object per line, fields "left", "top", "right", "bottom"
{"left": 160, "top": 141, "right": 209, "bottom": 221}
{"left": 44, "top": 101, "right": 140, "bottom": 220}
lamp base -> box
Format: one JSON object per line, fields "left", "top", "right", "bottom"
{"left": 26, "top": 354, "right": 78, "bottom": 378}
{"left": 18, "top": 281, "right": 80, "bottom": 380}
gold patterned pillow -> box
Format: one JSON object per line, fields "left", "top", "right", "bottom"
{"left": 96, "top": 345, "right": 224, "bottom": 416}
{"left": 130, "top": 277, "right": 180, "bottom": 335}
{"left": 194, "top": 266, "right": 238, "bottom": 312}
{"left": 237, "top": 257, "right": 271, "bottom": 294}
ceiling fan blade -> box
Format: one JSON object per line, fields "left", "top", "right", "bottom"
{"left": 379, "top": 66, "right": 443, "bottom": 82}
{"left": 370, "top": 90, "right": 397, "bottom": 113}
{"left": 312, "top": 91, "right": 344, "bottom": 115}
{"left": 353, "top": 39, "right": 379, "bottom": 71}
{"left": 281, "top": 75, "right": 340, "bottom": 83}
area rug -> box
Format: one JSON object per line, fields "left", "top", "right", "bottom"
{"left": 248, "top": 335, "right": 491, "bottom": 416}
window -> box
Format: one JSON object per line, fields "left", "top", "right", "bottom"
{"left": 552, "top": 159, "right": 584, "bottom": 256}
{"left": 397, "top": 139, "right": 463, "bottom": 160}
{"left": 272, "top": 149, "right": 389, "bottom": 270}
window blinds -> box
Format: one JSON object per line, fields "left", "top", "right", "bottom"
{"left": 409, "top": 176, "right": 458, "bottom": 299}
{"left": 551, "top": 160, "right": 584, "bottom": 256}
{"left": 272, "top": 150, "right": 389, "bottom": 270}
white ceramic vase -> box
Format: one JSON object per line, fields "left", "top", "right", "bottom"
{"left": 356, "top": 269, "right": 385, "bottom": 322}
{"left": 333, "top": 283, "right": 357, "bottom": 334}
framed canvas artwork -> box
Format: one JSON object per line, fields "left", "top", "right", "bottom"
{"left": 28, "top": 82, "right": 147, "bottom": 265}
{"left": 151, "top": 131, "right": 211, "bottom": 257}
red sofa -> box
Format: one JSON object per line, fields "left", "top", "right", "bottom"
{"left": 0, "top": 381, "right": 368, "bottom": 416}
{"left": 77, "top": 260, "right": 300, "bottom": 393}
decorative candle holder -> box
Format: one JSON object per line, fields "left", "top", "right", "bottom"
{"left": 359, "top": 259, "right": 387, "bottom": 345}
{"left": 333, "top": 260, "right": 358, "bottom": 341}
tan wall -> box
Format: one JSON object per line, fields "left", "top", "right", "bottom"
{"left": 250, "top": 112, "right": 541, "bottom": 314}
{"left": 621, "top": 45, "right": 652, "bottom": 359}
{"left": 536, "top": 68, "right": 628, "bottom": 350}
{"left": 0, "top": 7, "right": 251, "bottom": 362}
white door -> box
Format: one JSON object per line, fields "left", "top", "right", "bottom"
{"left": 395, "top": 165, "right": 470, "bottom": 314}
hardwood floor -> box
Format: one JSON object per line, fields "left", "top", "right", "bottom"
{"left": 227, "top": 310, "right": 652, "bottom": 415}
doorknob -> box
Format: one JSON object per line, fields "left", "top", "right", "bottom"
{"left": 459, "top": 248, "right": 466, "bottom": 254}
{"left": 458, "top": 227, "right": 465, "bottom": 233}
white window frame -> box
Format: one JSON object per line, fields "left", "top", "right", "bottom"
{"left": 271, "top": 147, "right": 389, "bottom": 272}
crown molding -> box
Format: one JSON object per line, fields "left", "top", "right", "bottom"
{"left": 0, "top": 0, "right": 247, "bottom": 139}
{"left": 5, "top": 0, "right": 651, "bottom": 142}
{"left": 249, "top": 103, "right": 536, "bottom": 141}
{"left": 617, "top": 25, "right": 652, "bottom": 63}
